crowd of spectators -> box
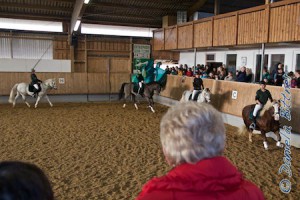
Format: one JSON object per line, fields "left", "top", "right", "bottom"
{"left": 164, "top": 63, "right": 300, "bottom": 88}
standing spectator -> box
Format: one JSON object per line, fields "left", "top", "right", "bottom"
{"left": 262, "top": 67, "right": 271, "bottom": 83}
{"left": 236, "top": 66, "right": 247, "bottom": 82}
{"left": 245, "top": 68, "right": 253, "bottom": 83}
{"left": 136, "top": 102, "right": 265, "bottom": 200}
{"left": 295, "top": 70, "right": 300, "bottom": 88}
{"left": 191, "top": 74, "right": 204, "bottom": 101}
{"left": 171, "top": 67, "right": 177, "bottom": 75}
{"left": 274, "top": 67, "right": 284, "bottom": 86}
{"left": 165, "top": 66, "right": 171, "bottom": 75}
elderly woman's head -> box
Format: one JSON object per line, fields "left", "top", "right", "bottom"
{"left": 160, "top": 102, "right": 225, "bottom": 166}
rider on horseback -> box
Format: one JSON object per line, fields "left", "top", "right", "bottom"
{"left": 30, "top": 69, "right": 42, "bottom": 98}
{"left": 192, "top": 73, "right": 204, "bottom": 101}
{"left": 249, "top": 80, "right": 273, "bottom": 130}
{"left": 137, "top": 71, "right": 144, "bottom": 96}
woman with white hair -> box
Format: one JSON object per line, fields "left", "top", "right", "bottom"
{"left": 136, "top": 102, "right": 264, "bottom": 200}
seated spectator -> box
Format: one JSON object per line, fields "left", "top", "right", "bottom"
{"left": 136, "top": 102, "right": 264, "bottom": 200}
{"left": 263, "top": 77, "right": 272, "bottom": 85}
{"left": 170, "top": 67, "right": 177, "bottom": 75}
{"left": 0, "top": 161, "right": 54, "bottom": 200}
{"left": 295, "top": 70, "right": 300, "bottom": 88}
{"left": 208, "top": 72, "right": 214, "bottom": 79}
{"left": 224, "top": 71, "right": 235, "bottom": 81}
{"left": 262, "top": 67, "right": 271, "bottom": 82}
{"left": 218, "top": 69, "right": 226, "bottom": 80}
{"left": 185, "top": 68, "right": 193, "bottom": 77}
{"left": 236, "top": 66, "right": 247, "bottom": 82}
{"left": 201, "top": 71, "right": 208, "bottom": 79}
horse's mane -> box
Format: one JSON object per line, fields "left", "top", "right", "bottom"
{"left": 260, "top": 100, "right": 277, "bottom": 116}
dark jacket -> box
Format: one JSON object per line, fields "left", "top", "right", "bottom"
{"left": 255, "top": 89, "right": 273, "bottom": 105}
{"left": 31, "top": 73, "right": 42, "bottom": 85}
{"left": 136, "top": 157, "right": 264, "bottom": 200}
{"left": 193, "top": 78, "right": 203, "bottom": 90}
{"left": 236, "top": 71, "right": 247, "bottom": 82}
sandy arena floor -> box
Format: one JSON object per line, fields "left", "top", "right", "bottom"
{"left": 0, "top": 102, "right": 299, "bottom": 200}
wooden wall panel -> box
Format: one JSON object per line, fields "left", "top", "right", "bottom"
{"left": 238, "top": 10, "right": 268, "bottom": 44}
{"left": 153, "top": 30, "right": 165, "bottom": 50}
{"left": 213, "top": 16, "right": 237, "bottom": 46}
{"left": 193, "top": 20, "right": 213, "bottom": 47}
{"left": 160, "top": 75, "right": 300, "bottom": 133}
{"left": 152, "top": 51, "right": 180, "bottom": 60}
{"left": 87, "top": 73, "right": 109, "bottom": 93}
{"left": 164, "top": 26, "right": 177, "bottom": 50}
{"left": 177, "top": 24, "right": 193, "bottom": 49}
{"left": 110, "top": 73, "right": 131, "bottom": 93}
{"left": 87, "top": 57, "right": 109, "bottom": 73}
{"left": 269, "top": 3, "right": 300, "bottom": 42}
{"left": 110, "top": 58, "right": 130, "bottom": 73}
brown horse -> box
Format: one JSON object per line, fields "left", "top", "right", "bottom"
{"left": 241, "top": 100, "right": 282, "bottom": 150}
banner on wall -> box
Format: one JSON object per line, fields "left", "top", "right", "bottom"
{"left": 133, "top": 44, "right": 151, "bottom": 59}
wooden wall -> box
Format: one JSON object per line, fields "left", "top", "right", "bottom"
{"left": 164, "top": 26, "right": 177, "bottom": 50}
{"left": 238, "top": 8, "right": 268, "bottom": 44}
{"left": 213, "top": 15, "right": 237, "bottom": 46}
{"left": 160, "top": 75, "right": 300, "bottom": 133}
{"left": 153, "top": 29, "right": 164, "bottom": 50}
{"left": 153, "top": 0, "right": 300, "bottom": 50}
{"left": 193, "top": 20, "right": 213, "bottom": 48}
{"left": 177, "top": 23, "right": 193, "bottom": 49}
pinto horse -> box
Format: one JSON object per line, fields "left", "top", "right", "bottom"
{"left": 119, "top": 82, "right": 161, "bottom": 113}
{"left": 241, "top": 100, "right": 282, "bottom": 150}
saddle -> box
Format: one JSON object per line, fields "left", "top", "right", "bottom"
{"left": 189, "top": 92, "right": 200, "bottom": 101}
{"left": 29, "top": 83, "right": 41, "bottom": 93}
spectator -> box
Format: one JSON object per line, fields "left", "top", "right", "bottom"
{"left": 224, "top": 71, "right": 235, "bottom": 81}
{"left": 0, "top": 161, "right": 54, "bottom": 200}
{"left": 288, "top": 71, "right": 296, "bottom": 88}
{"left": 165, "top": 66, "right": 171, "bottom": 75}
{"left": 245, "top": 68, "right": 253, "bottom": 82}
{"left": 262, "top": 67, "right": 271, "bottom": 83}
{"left": 274, "top": 67, "right": 284, "bottom": 86}
{"left": 208, "top": 72, "right": 214, "bottom": 79}
{"left": 295, "top": 70, "right": 300, "bottom": 88}
{"left": 171, "top": 67, "right": 177, "bottom": 75}
{"left": 236, "top": 66, "right": 247, "bottom": 82}
{"left": 185, "top": 68, "right": 193, "bottom": 77}
{"left": 136, "top": 102, "right": 264, "bottom": 200}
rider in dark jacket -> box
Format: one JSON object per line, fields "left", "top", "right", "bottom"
{"left": 192, "top": 74, "right": 204, "bottom": 101}
{"left": 30, "top": 69, "right": 42, "bottom": 97}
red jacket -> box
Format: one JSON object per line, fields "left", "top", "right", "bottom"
{"left": 136, "top": 156, "right": 264, "bottom": 200}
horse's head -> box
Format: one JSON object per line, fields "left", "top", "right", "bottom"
{"left": 200, "top": 88, "right": 211, "bottom": 103}
{"left": 272, "top": 100, "right": 280, "bottom": 121}
{"left": 44, "top": 79, "right": 57, "bottom": 90}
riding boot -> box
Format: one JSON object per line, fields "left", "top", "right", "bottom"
{"left": 249, "top": 116, "right": 256, "bottom": 131}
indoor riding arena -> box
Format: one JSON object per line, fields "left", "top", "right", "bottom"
{"left": 1, "top": 1, "right": 300, "bottom": 200}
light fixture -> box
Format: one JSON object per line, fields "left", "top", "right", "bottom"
{"left": 84, "top": 0, "right": 90, "bottom": 4}
{"left": 74, "top": 20, "right": 81, "bottom": 31}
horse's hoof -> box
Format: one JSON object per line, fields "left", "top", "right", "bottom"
{"left": 276, "top": 142, "right": 283, "bottom": 148}
{"left": 123, "top": 104, "right": 126, "bottom": 108}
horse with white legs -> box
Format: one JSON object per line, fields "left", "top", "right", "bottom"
{"left": 180, "top": 88, "right": 211, "bottom": 103}
{"left": 241, "top": 100, "right": 282, "bottom": 150}
{"left": 119, "top": 82, "right": 161, "bottom": 113}
{"left": 8, "top": 78, "right": 57, "bottom": 108}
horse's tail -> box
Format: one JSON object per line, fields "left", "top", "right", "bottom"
{"left": 119, "top": 83, "right": 126, "bottom": 100}
{"left": 8, "top": 84, "right": 18, "bottom": 103}
{"left": 238, "top": 125, "right": 249, "bottom": 136}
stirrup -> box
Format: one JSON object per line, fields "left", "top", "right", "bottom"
{"left": 249, "top": 123, "right": 256, "bottom": 130}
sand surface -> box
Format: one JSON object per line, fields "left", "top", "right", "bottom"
{"left": 0, "top": 102, "right": 299, "bottom": 200}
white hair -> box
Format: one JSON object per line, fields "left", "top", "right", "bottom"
{"left": 160, "top": 102, "right": 225, "bottom": 166}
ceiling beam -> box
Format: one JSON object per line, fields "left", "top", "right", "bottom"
{"left": 188, "top": 0, "right": 208, "bottom": 16}
{"left": 84, "top": 12, "right": 161, "bottom": 21}
{"left": 70, "top": 0, "right": 87, "bottom": 34}
{"left": 83, "top": 20, "right": 160, "bottom": 28}
{"left": 0, "top": 3, "right": 72, "bottom": 13}
{"left": 0, "top": 13, "right": 70, "bottom": 22}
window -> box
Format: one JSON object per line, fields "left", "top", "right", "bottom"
{"left": 255, "top": 54, "right": 269, "bottom": 82}
{"left": 296, "top": 54, "right": 300, "bottom": 70}
{"left": 226, "top": 54, "right": 237, "bottom": 73}
{"left": 270, "top": 54, "right": 285, "bottom": 73}
{"left": 206, "top": 54, "right": 215, "bottom": 62}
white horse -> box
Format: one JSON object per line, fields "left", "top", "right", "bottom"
{"left": 8, "top": 78, "right": 57, "bottom": 108}
{"left": 180, "top": 88, "right": 211, "bottom": 103}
